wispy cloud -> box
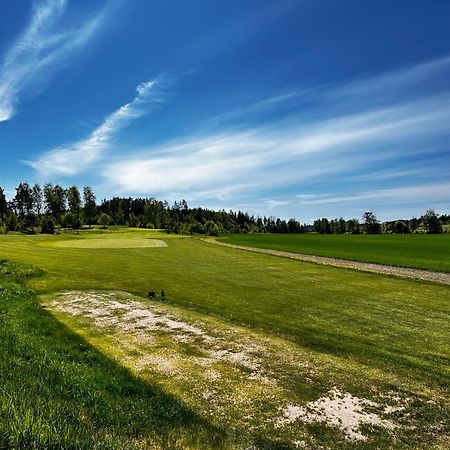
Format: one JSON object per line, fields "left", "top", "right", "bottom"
{"left": 265, "top": 199, "right": 290, "bottom": 210}
{"left": 206, "top": 55, "right": 450, "bottom": 128}
{"left": 296, "top": 183, "right": 450, "bottom": 206}
{"left": 329, "top": 56, "right": 450, "bottom": 101}
{"left": 103, "top": 92, "right": 450, "bottom": 199}
{"left": 26, "top": 75, "right": 170, "bottom": 176}
{"left": 0, "top": 0, "right": 112, "bottom": 122}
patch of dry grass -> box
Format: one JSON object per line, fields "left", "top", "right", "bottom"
{"left": 44, "top": 290, "right": 439, "bottom": 448}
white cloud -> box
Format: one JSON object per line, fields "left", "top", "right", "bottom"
{"left": 205, "top": 55, "right": 450, "bottom": 128}
{"left": 0, "top": 0, "right": 111, "bottom": 122}
{"left": 296, "top": 183, "right": 450, "bottom": 206}
{"left": 102, "top": 93, "right": 450, "bottom": 199}
{"left": 329, "top": 56, "right": 450, "bottom": 101}
{"left": 26, "top": 76, "right": 169, "bottom": 176}
{"left": 265, "top": 199, "right": 290, "bottom": 209}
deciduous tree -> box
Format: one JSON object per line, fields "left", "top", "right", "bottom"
{"left": 83, "top": 186, "right": 96, "bottom": 227}
{"left": 362, "top": 211, "right": 381, "bottom": 234}
{"left": 421, "top": 209, "right": 442, "bottom": 234}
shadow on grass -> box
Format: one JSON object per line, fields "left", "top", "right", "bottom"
{"left": 0, "top": 277, "right": 295, "bottom": 449}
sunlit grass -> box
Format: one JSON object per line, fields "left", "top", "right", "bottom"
{"left": 219, "top": 233, "right": 450, "bottom": 272}
{"left": 0, "top": 229, "right": 449, "bottom": 448}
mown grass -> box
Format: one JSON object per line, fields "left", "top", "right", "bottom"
{"left": 0, "top": 229, "right": 449, "bottom": 448}
{"left": 218, "top": 233, "right": 450, "bottom": 272}
{"left": 43, "top": 290, "right": 450, "bottom": 448}
{"left": 0, "top": 261, "right": 231, "bottom": 449}
{"left": 0, "top": 230, "right": 449, "bottom": 386}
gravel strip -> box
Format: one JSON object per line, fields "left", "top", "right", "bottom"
{"left": 207, "top": 240, "right": 450, "bottom": 285}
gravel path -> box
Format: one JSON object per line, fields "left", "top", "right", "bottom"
{"left": 207, "top": 240, "right": 450, "bottom": 285}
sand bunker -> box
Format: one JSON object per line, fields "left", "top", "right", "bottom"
{"left": 44, "top": 238, "right": 167, "bottom": 249}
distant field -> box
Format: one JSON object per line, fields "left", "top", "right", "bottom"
{"left": 0, "top": 229, "right": 449, "bottom": 448}
{"left": 219, "top": 233, "right": 450, "bottom": 272}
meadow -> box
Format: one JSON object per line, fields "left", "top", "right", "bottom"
{"left": 0, "top": 228, "right": 449, "bottom": 449}
{"left": 219, "top": 233, "right": 450, "bottom": 272}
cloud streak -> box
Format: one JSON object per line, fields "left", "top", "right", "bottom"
{"left": 0, "top": 0, "right": 111, "bottom": 122}
{"left": 296, "top": 183, "right": 450, "bottom": 206}
{"left": 103, "top": 93, "right": 450, "bottom": 199}
{"left": 26, "top": 76, "right": 170, "bottom": 176}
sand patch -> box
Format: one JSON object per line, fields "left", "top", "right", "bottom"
{"left": 49, "top": 291, "right": 261, "bottom": 376}
{"left": 279, "top": 387, "right": 395, "bottom": 440}
{"left": 209, "top": 349, "right": 260, "bottom": 371}
{"left": 45, "top": 290, "right": 408, "bottom": 446}
{"left": 51, "top": 292, "right": 205, "bottom": 339}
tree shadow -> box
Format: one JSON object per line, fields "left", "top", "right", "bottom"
{"left": 1, "top": 285, "right": 297, "bottom": 449}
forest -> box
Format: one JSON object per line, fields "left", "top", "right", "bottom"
{"left": 0, "top": 182, "right": 448, "bottom": 235}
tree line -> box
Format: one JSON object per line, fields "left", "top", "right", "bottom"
{"left": 0, "top": 182, "right": 448, "bottom": 235}
{"left": 312, "top": 210, "right": 448, "bottom": 235}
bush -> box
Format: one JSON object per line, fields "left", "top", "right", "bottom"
{"left": 73, "top": 217, "right": 82, "bottom": 231}
{"left": 61, "top": 212, "right": 75, "bottom": 229}
{"left": 98, "top": 213, "right": 111, "bottom": 229}
{"left": 393, "top": 221, "right": 409, "bottom": 234}
{"left": 204, "top": 220, "right": 219, "bottom": 237}
{"left": 6, "top": 213, "right": 18, "bottom": 232}
{"left": 40, "top": 216, "right": 56, "bottom": 234}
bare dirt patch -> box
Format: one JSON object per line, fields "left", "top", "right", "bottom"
{"left": 48, "top": 291, "right": 261, "bottom": 375}
{"left": 46, "top": 290, "right": 409, "bottom": 445}
{"left": 279, "top": 387, "right": 396, "bottom": 441}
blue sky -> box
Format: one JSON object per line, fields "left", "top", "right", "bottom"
{"left": 1, "top": 0, "right": 449, "bottom": 221}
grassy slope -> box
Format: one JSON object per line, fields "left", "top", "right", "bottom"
{"left": 218, "top": 233, "right": 450, "bottom": 272}
{"left": 0, "top": 261, "right": 229, "bottom": 449}
{"left": 0, "top": 230, "right": 448, "bottom": 386}
{"left": 0, "top": 229, "right": 449, "bottom": 447}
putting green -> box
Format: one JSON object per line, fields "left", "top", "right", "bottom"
{"left": 42, "top": 238, "right": 168, "bottom": 249}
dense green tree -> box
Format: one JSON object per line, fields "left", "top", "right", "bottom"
{"left": 83, "top": 186, "right": 97, "bottom": 227}
{"left": 43, "top": 183, "right": 55, "bottom": 215}
{"left": 393, "top": 221, "right": 409, "bottom": 234}
{"left": 115, "top": 204, "right": 126, "bottom": 225}
{"left": 6, "top": 213, "right": 18, "bottom": 231}
{"left": 32, "top": 184, "right": 43, "bottom": 216}
{"left": 61, "top": 212, "right": 75, "bottom": 229}
{"left": 21, "top": 213, "right": 38, "bottom": 232}
{"left": 338, "top": 217, "right": 346, "bottom": 234}
{"left": 40, "top": 216, "right": 56, "bottom": 234}
{"left": 346, "top": 219, "right": 360, "bottom": 234}
{"left": 287, "top": 218, "right": 303, "bottom": 233}
{"left": 128, "top": 213, "right": 138, "bottom": 228}
{"left": 98, "top": 213, "right": 111, "bottom": 228}
{"left": 67, "top": 186, "right": 82, "bottom": 217}
{"left": 408, "top": 217, "right": 420, "bottom": 233}
{"left": 14, "top": 182, "right": 33, "bottom": 218}
{"left": 362, "top": 211, "right": 381, "bottom": 234}
{"left": 0, "top": 187, "right": 7, "bottom": 220}
{"left": 204, "top": 220, "right": 219, "bottom": 237}
{"left": 43, "top": 184, "right": 66, "bottom": 219}
{"left": 73, "top": 216, "right": 82, "bottom": 233}
{"left": 53, "top": 185, "right": 66, "bottom": 217}
{"left": 420, "top": 209, "right": 443, "bottom": 234}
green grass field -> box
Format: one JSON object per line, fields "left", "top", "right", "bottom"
{"left": 219, "top": 233, "right": 450, "bottom": 272}
{"left": 0, "top": 228, "right": 449, "bottom": 449}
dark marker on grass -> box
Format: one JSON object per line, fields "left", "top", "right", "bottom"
{"left": 161, "top": 289, "right": 165, "bottom": 302}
